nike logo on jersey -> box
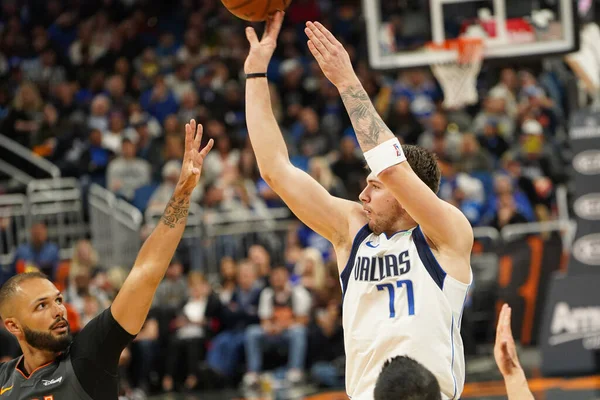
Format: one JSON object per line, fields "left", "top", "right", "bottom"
{"left": 366, "top": 241, "right": 379, "bottom": 248}
{"left": 42, "top": 377, "right": 62, "bottom": 386}
{"left": 0, "top": 385, "right": 13, "bottom": 395}
{"left": 353, "top": 250, "right": 411, "bottom": 282}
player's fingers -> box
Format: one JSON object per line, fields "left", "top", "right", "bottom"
{"left": 306, "top": 21, "right": 335, "bottom": 53}
{"left": 505, "top": 306, "right": 514, "bottom": 339}
{"left": 193, "top": 121, "right": 203, "bottom": 149}
{"left": 314, "top": 21, "right": 340, "bottom": 47}
{"left": 267, "top": 10, "right": 284, "bottom": 40}
{"left": 305, "top": 27, "right": 328, "bottom": 57}
{"left": 307, "top": 40, "right": 326, "bottom": 65}
{"left": 496, "top": 303, "right": 507, "bottom": 338}
{"left": 184, "top": 123, "right": 192, "bottom": 151}
{"left": 245, "top": 26, "right": 259, "bottom": 46}
{"left": 200, "top": 138, "right": 214, "bottom": 158}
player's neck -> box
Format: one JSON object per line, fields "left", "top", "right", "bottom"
{"left": 381, "top": 216, "right": 417, "bottom": 237}
{"left": 19, "top": 346, "right": 57, "bottom": 375}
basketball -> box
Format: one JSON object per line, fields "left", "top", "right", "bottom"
{"left": 221, "top": 0, "right": 292, "bottom": 22}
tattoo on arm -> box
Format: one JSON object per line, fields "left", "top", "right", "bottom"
{"left": 161, "top": 192, "right": 191, "bottom": 228}
{"left": 340, "top": 84, "right": 394, "bottom": 150}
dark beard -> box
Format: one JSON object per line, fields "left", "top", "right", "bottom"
{"left": 23, "top": 325, "right": 72, "bottom": 353}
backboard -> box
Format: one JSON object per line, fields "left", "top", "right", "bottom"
{"left": 364, "top": 0, "right": 580, "bottom": 69}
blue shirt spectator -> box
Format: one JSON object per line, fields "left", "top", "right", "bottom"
{"left": 7, "top": 223, "right": 60, "bottom": 283}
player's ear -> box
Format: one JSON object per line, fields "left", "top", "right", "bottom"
{"left": 4, "top": 318, "right": 21, "bottom": 336}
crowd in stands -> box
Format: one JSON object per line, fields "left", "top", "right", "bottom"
{"left": 0, "top": 0, "right": 578, "bottom": 397}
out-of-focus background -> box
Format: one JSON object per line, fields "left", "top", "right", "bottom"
{"left": 0, "top": 0, "right": 599, "bottom": 399}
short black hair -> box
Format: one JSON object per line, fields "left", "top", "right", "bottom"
{"left": 0, "top": 272, "right": 50, "bottom": 319}
{"left": 374, "top": 356, "right": 442, "bottom": 400}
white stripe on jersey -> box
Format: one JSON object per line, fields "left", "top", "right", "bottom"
{"left": 340, "top": 225, "right": 472, "bottom": 400}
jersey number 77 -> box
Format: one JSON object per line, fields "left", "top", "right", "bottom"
{"left": 377, "top": 279, "right": 415, "bottom": 318}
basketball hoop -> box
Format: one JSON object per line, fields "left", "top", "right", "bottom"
{"left": 426, "top": 37, "right": 484, "bottom": 109}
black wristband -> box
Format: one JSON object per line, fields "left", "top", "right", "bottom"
{"left": 246, "top": 72, "right": 267, "bottom": 79}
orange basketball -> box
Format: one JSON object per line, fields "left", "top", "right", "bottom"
{"left": 221, "top": 0, "right": 292, "bottom": 22}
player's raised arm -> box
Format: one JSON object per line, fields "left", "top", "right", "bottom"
{"left": 305, "top": 21, "right": 472, "bottom": 281}
{"left": 111, "top": 120, "right": 213, "bottom": 335}
{"left": 244, "top": 11, "right": 363, "bottom": 249}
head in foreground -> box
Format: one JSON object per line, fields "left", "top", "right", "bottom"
{"left": 0, "top": 273, "right": 72, "bottom": 356}
{"left": 374, "top": 355, "right": 441, "bottom": 400}
{"left": 359, "top": 144, "right": 441, "bottom": 235}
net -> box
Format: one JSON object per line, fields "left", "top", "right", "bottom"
{"left": 426, "top": 37, "right": 485, "bottom": 109}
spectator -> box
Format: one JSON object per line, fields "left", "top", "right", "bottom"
{"left": 152, "top": 259, "right": 188, "bottom": 312}
{"left": 140, "top": 76, "right": 179, "bottom": 124}
{"left": 418, "top": 112, "right": 462, "bottom": 161}
{"left": 79, "top": 128, "right": 114, "bottom": 186}
{"left": 386, "top": 96, "right": 423, "bottom": 145}
{"left": 106, "top": 138, "right": 152, "bottom": 200}
{"left": 294, "top": 247, "right": 326, "bottom": 294}
{"left": 165, "top": 63, "right": 195, "bottom": 102}
{"left": 477, "top": 117, "right": 510, "bottom": 162}
{"left": 331, "top": 136, "right": 366, "bottom": 200}
{"left": 308, "top": 157, "right": 347, "bottom": 199}
{"left": 243, "top": 265, "right": 311, "bottom": 388}
{"left": 1, "top": 82, "right": 44, "bottom": 148}
{"left": 248, "top": 244, "right": 272, "bottom": 289}
{"left": 207, "top": 260, "right": 262, "bottom": 378}
{"left": 9, "top": 222, "right": 60, "bottom": 282}
{"left": 162, "top": 272, "right": 222, "bottom": 392}
{"left": 146, "top": 160, "right": 203, "bottom": 214}
{"left": 87, "top": 94, "right": 111, "bottom": 132}
{"left": 102, "top": 111, "right": 127, "bottom": 155}
{"left": 218, "top": 257, "right": 238, "bottom": 304}
{"left": 457, "top": 133, "right": 494, "bottom": 173}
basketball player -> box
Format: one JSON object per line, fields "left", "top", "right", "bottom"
{"left": 373, "top": 304, "right": 534, "bottom": 400}
{"left": 244, "top": 12, "right": 472, "bottom": 399}
{"left": 0, "top": 120, "right": 213, "bottom": 399}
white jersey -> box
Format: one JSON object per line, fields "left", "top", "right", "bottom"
{"left": 340, "top": 224, "right": 472, "bottom": 400}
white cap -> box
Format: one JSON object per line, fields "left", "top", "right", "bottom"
{"left": 522, "top": 119, "right": 543, "bottom": 135}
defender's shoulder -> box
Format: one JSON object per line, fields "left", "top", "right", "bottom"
{"left": 0, "top": 357, "right": 20, "bottom": 382}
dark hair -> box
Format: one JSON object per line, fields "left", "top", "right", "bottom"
{"left": 0, "top": 272, "right": 50, "bottom": 319}
{"left": 364, "top": 144, "right": 441, "bottom": 194}
{"left": 403, "top": 144, "right": 441, "bottom": 194}
{"left": 374, "top": 356, "right": 442, "bottom": 400}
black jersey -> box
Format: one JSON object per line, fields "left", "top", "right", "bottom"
{"left": 0, "top": 307, "right": 135, "bottom": 399}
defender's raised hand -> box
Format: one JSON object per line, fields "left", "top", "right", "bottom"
{"left": 494, "top": 304, "right": 522, "bottom": 377}
{"left": 178, "top": 119, "right": 213, "bottom": 191}
{"left": 244, "top": 10, "right": 285, "bottom": 74}
{"left": 305, "top": 21, "right": 358, "bottom": 89}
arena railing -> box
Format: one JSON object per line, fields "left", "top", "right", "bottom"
{"left": 0, "top": 134, "right": 60, "bottom": 179}
{"left": 0, "top": 194, "right": 29, "bottom": 269}
{"left": 89, "top": 184, "right": 143, "bottom": 269}
{"left": 26, "top": 178, "right": 87, "bottom": 260}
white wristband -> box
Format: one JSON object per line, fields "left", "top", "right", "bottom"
{"left": 364, "top": 137, "right": 407, "bottom": 176}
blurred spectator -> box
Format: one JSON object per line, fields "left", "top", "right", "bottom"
{"left": 243, "top": 266, "right": 311, "bottom": 388}
{"left": 107, "top": 138, "right": 152, "bottom": 200}
{"left": 207, "top": 260, "right": 262, "bottom": 378}
{"left": 308, "top": 157, "right": 347, "bottom": 199}
{"left": 491, "top": 192, "right": 528, "bottom": 230}
{"left": 508, "top": 119, "right": 564, "bottom": 184}
{"left": 152, "top": 259, "right": 188, "bottom": 312}
{"left": 87, "top": 94, "right": 111, "bottom": 132}
{"left": 78, "top": 128, "right": 114, "bottom": 186}
{"left": 331, "top": 136, "right": 366, "bottom": 200}
{"left": 393, "top": 69, "right": 440, "bottom": 120}
{"left": 471, "top": 95, "right": 515, "bottom": 140}
{"left": 140, "top": 77, "right": 179, "bottom": 124}
{"left": 165, "top": 63, "right": 195, "bottom": 102}
{"left": 418, "top": 112, "right": 462, "bottom": 161}
{"left": 294, "top": 248, "right": 326, "bottom": 294}
{"left": 102, "top": 111, "right": 128, "bottom": 154}
{"left": 1, "top": 82, "right": 44, "bottom": 148}
{"left": 387, "top": 96, "right": 423, "bottom": 145}
{"left": 477, "top": 118, "right": 510, "bottom": 162}
{"left": 162, "top": 272, "right": 222, "bottom": 392}
{"left": 457, "top": 133, "right": 494, "bottom": 173}
{"left": 203, "top": 133, "right": 240, "bottom": 185}
{"left": 9, "top": 222, "right": 60, "bottom": 282}
{"left": 218, "top": 257, "right": 238, "bottom": 304}
{"left": 248, "top": 244, "right": 272, "bottom": 288}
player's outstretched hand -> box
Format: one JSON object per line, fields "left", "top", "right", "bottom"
{"left": 244, "top": 10, "right": 284, "bottom": 74}
{"left": 178, "top": 119, "right": 213, "bottom": 192}
{"left": 494, "top": 304, "right": 523, "bottom": 377}
{"left": 305, "top": 21, "right": 357, "bottom": 89}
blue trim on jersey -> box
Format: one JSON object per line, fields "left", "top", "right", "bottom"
{"left": 340, "top": 224, "right": 371, "bottom": 303}
{"left": 412, "top": 226, "right": 447, "bottom": 290}
{"left": 450, "top": 315, "right": 457, "bottom": 400}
